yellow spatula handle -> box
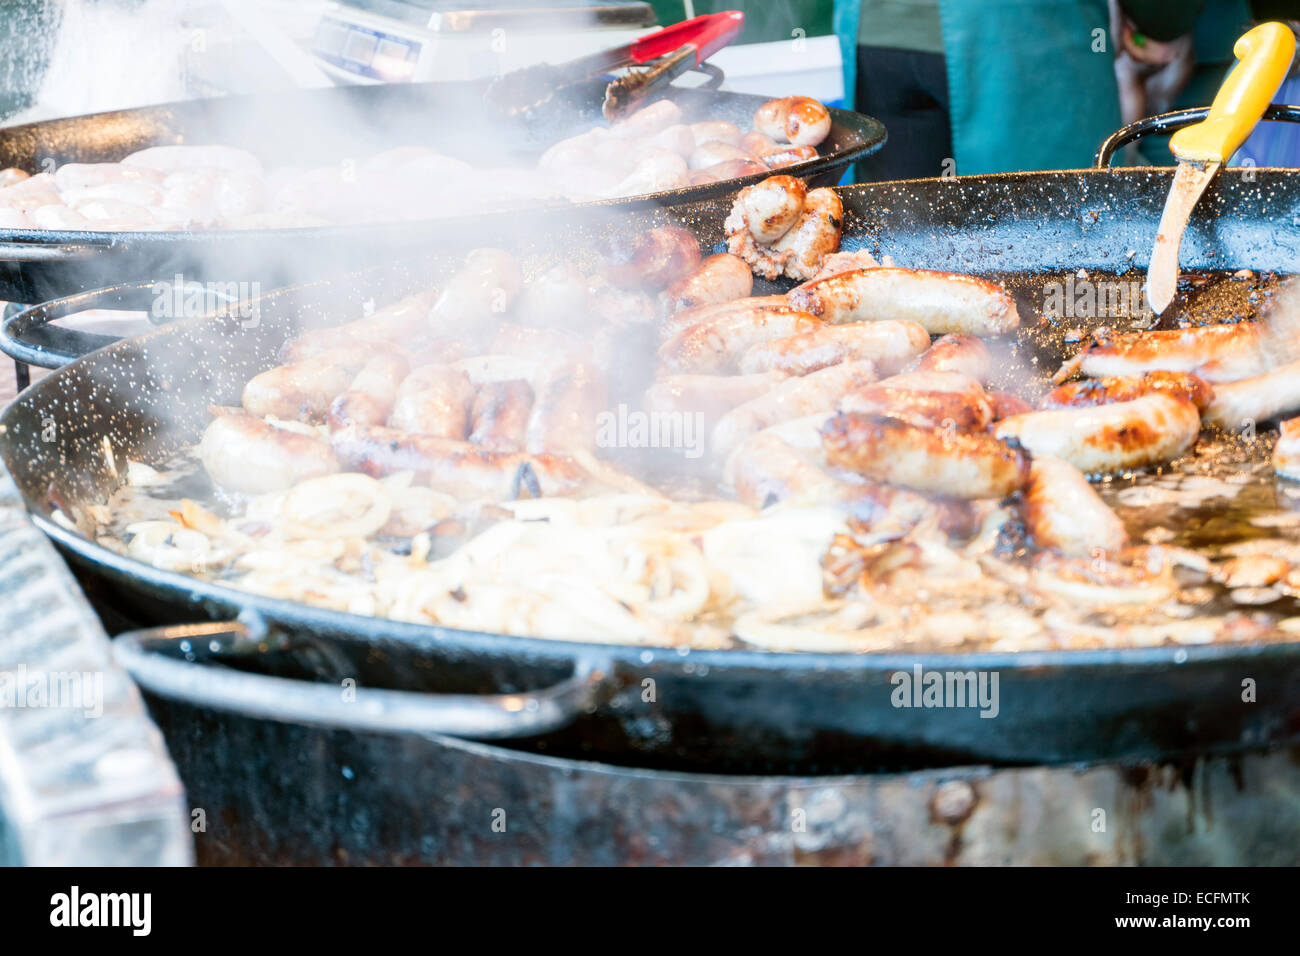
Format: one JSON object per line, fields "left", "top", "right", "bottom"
{"left": 1169, "top": 21, "right": 1296, "bottom": 164}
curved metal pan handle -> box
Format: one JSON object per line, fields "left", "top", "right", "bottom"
{"left": 113, "top": 620, "right": 612, "bottom": 739}
{"left": 1094, "top": 103, "right": 1300, "bottom": 168}
{"left": 0, "top": 280, "right": 233, "bottom": 379}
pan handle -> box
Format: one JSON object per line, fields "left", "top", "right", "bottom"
{"left": 0, "top": 280, "right": 188, "bottom": 377}
{"left": 1094, "top": 103, "right": 1300, "bottom": 169}
{"left": 113, "top": 620, "right": 612, "bottom": 739}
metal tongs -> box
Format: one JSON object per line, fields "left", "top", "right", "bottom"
{"left": 484, "top": 11, "right": 745, "bottom": 122}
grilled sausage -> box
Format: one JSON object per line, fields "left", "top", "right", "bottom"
{"left": 603, "top": 225, "right": 702, "bottom": 290}
{"left": 1041, "top": 370, "right": 1214, "bottom": 412}
{"left": 759, "top": 144, "right": 819, "bottom": 169}
{"left": 279, "top": 291, "right": 436, "bottom": 362}
{"left": 726, "top": 432, "right": 943, "bottom": 531}
{"left": 689, "top": 141, "right": 758, "bottom": 170}
{"left": 612, "top": 99, "right": 682, "bottom": 138}
{"left": 330, "top": 425, "right": 589, "bottom": 500}
{"left": 690, "top": 121, "right": 744, "bottom": 147}
{"left": 388, "top": 368, "right": 475, "bottom": 439}
{"left": 838, "top": 384, "right": 994, "bottom": 432}
{"left": 659, "top": 294, "right": 790, "bottom": 343}
{"left": 658, "top": 306, "right": 822, "bottom": 373}
{"left": 740, "top": 131, "right": 778, "bottom": 155}
{"left": 1023, "top": 455, "right": 1129, "bottom": 557}
{"left": 711, "top": 360, "right": 878, "bottom": 458}
{"left": 1203, "top": 356, "right": 1300, "bottom": 429}
{"left": 987, "top": 391, "right": 1034, "bottom": 421}
{"left": 753, "top": 96, "right": 832, "bottom": 146}
{"left": 468, "top": 380, "right": 534, "bottom": 452}
{"left": 994, "top": 394, "right": 1200, "bottom": 474}
{"left": 524, "top": 357, "right": 606, "bottom": 454}
{"left": 740, "top": 320, "right": 930, "bottom": 376}
{"left": 199, "top": 412, "right": 339, "bottom": 494}
{"left": 327, "top": 352, "right": 410, "bottom": 429}
{"left": 1060, "top": 322, "right": 1267, "bottom": 384}
{"left": 664, "top": 253, "right": 754, "bottom": 314}
{"left": 788, "top": 268, "right": 1020, "bottom": 336}
{"left": 909, "top": 333, "right": 993, "bottom": 383}
{"left": 242, "top": 350, "right": 366, "bottom": 422}
{"left": 822, "top": 412, "right": 1031, "bottom": 499}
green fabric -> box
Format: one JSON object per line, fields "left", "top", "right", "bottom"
{"left": 836, "top": 0, "right": 1256, "bottom": 173}
{"left": 857, "top": 0, "right": 943, "bottom": 54}
{"left": 939, "top": 0, "right": 1121, "bottom": 174}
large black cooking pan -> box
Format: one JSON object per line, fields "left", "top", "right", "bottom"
{"left": 5, "top": 114, "right": 1300, "bottom": 774}
{"left": 0, "top": 79, "right": 883, "bottom": 304}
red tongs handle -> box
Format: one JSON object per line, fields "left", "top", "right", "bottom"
{"left": 630, "top": 11, "right": 745, "bottom": 66}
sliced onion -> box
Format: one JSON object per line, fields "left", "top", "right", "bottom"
{"left": 282, "top": 473, "right": 391, "bottom": 540}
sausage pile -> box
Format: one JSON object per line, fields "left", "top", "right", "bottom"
{"left": 81, "top": 176, "right": 1300, "bottom": 652}
{"left": 0, "top": 96, "right": 833, "bottom": 231}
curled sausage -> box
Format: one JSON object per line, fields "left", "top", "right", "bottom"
{"left": 728, "top": 175, "right": 807, "bottom": 244}
{"left": 1041, "top": 370, "right": 1214, "bottom": 412}
{"left": 822, "top": 412, "right": 1031, "bottom": 499}
{"left": 658, "top": 306, "right": 822, "bottom": 373}
{"left": 739, "top": 320, "right": 931, "bottom": 377}
{"left": 994, "top": 394, "right": 1200, "bottom": 474}
{"left": 664, "top": 253, "right": 754, "bottom": 314}
{"left": 1023, "top": 455, "right": 1129, "bottom": 558}
{"left": 766, "top": 187, "right": 844, "bottom": 281}
{"left": 789, "top": 268, "right": 1020, "bottom": 336}
{"left": 198, "top": 412, "right": 339, "bottom": 495}
{"left": 330, "top": 425, "right": 589, "bottom": 500}
{"left": 753, "top": 96, "right": 832, "bottom": 147}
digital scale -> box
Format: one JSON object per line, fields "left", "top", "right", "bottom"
{"left": 309, "top": 0, "right": 660, "bottom": 84}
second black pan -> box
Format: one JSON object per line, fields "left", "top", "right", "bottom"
{"left": 0, "top": 79, "right": 884, "bottom": 304}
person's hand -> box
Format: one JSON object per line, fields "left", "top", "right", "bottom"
{"left": 1108, "top": 0, "right": 1195, "bottom": 129}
